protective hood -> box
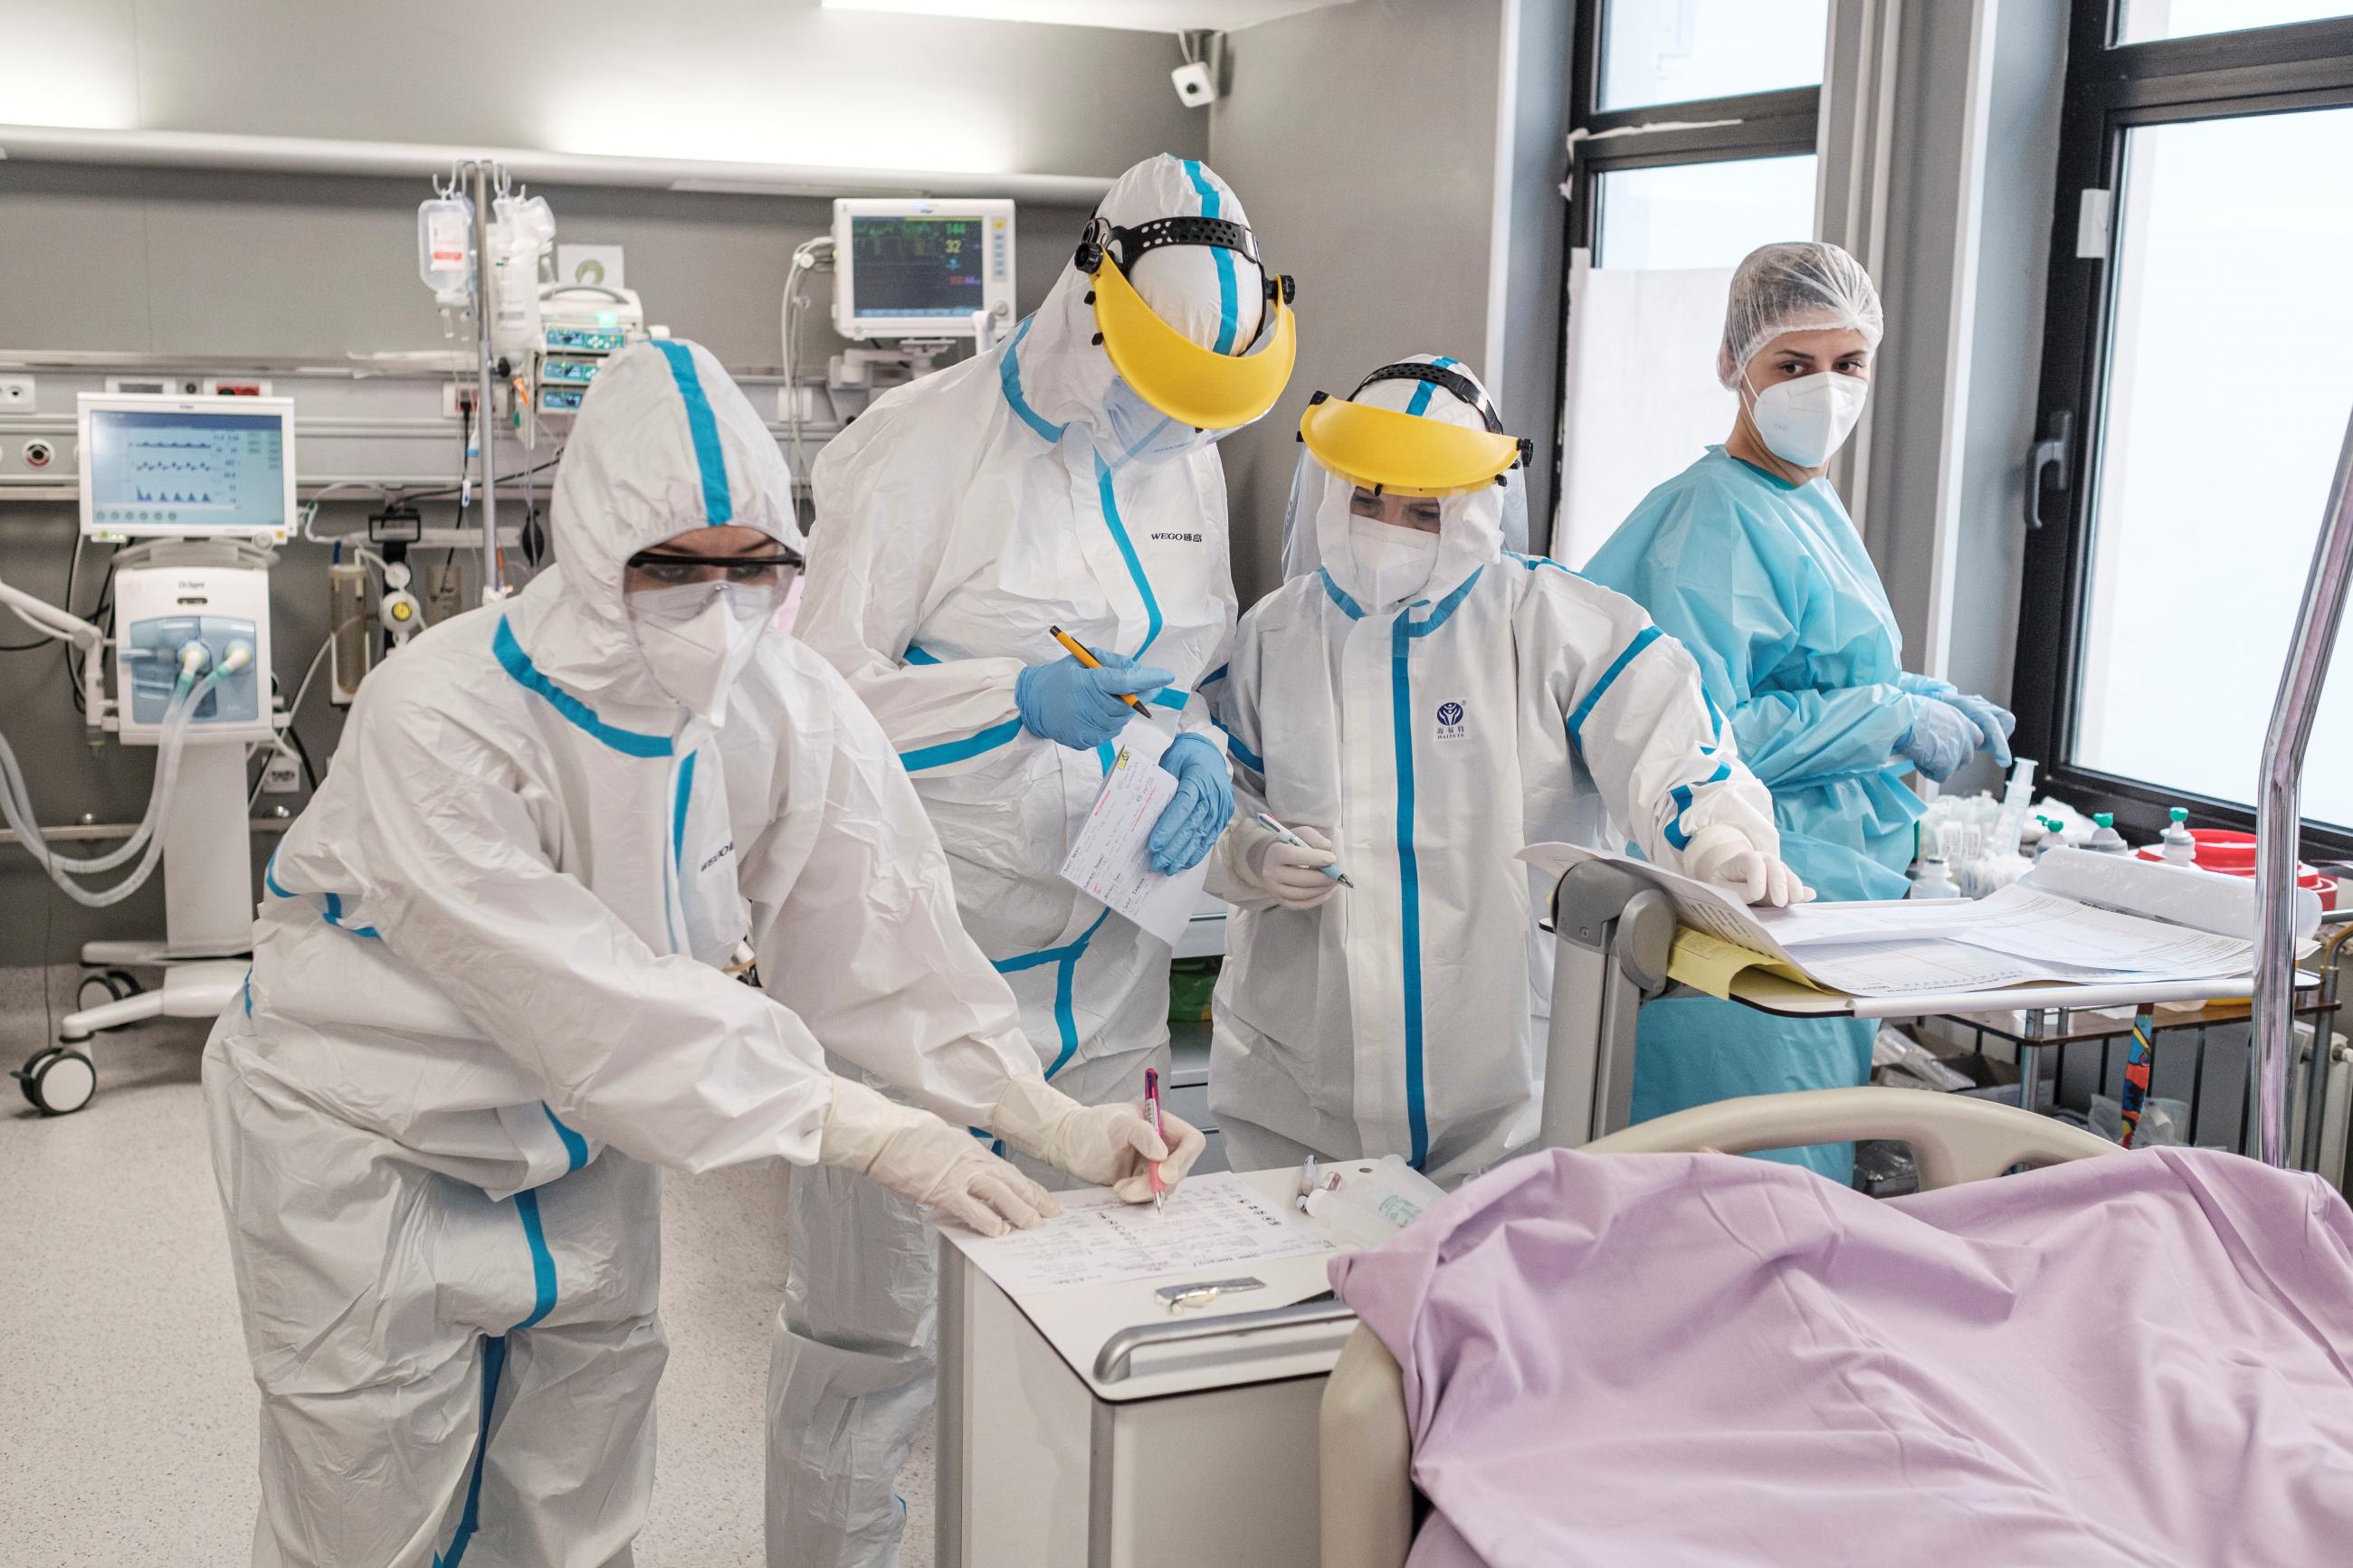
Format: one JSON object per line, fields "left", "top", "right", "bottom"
{"left": 506, "top": 338, "right": 803, "bottom": 708}
{"left": 1004, "top": 154, "right": 1280, "bottom": 458}
{"left": 1284, "top": 355, "right": 1519, "bottom": 604}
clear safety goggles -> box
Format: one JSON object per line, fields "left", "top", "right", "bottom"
{"left": 623, "top": 543, "right": 804, "bottom": 592}
{"left": 1074, "top": 214, "right": 1298, "bottom": 432}
{"left": 1298, "top": 361, "right": 1532, "bottom": 499}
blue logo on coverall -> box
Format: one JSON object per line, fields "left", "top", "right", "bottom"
{"left": 1435, "top": 700, "right": 1466, "bottom": 740}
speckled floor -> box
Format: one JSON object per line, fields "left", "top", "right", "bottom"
{"left": 0, "top": 963, "right": 938, "bottom": 1567}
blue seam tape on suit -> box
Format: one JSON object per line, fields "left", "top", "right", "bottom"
{"left": 495, "top": 618, "right": 673, "bottom": 758}
{"left": 651, "top": 341, "right": 734, "bottom": 525}
{"left": 540, "top": 1103, "right": 589, "bottom": 1172}
{"left": 672, "top": 751, "right": 697, "bottom": 865}
{"left": 993, "top": 908, "right": 1117, "bottom": 1078}
{"left": 1182, "top": 160, "right": 1241, "bottom": 355}
{"left": 898, "top": 717, "right": 1024, "bottom": 773}
{"left": 998, "top": 319, "right": 1069, "bottom": 443}
{"left": 1566, "top": 625, "right": 1662, "bottom": 751}
{"left": 1382, "top": 565, "right": 1485, "bottom": 1170}
{"left": 1093, "top": 457, "right": 1166, "bottom": 656}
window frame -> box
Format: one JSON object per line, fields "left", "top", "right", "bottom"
{"left": 2015, "top": 2, "right": 2353, "bottom": 858}
{"left": 1552, "top": 1, "right": 1824, "bottom": 540}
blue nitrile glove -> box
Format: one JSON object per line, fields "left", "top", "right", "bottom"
{"left": 1896, "top": 671, "right": 1958, "bottom": 700}
{"left": 1895, "top": 696, "right": 1978, "bottom": 784}
{"left": 1014, "top": 649, "right": 1174, "bottom": 750}
{"left": 1148, "top": 734, "right": 1234, "bottom": 874}
{"left": 1941, "top": 691, "right": 2016, "bottom": 770}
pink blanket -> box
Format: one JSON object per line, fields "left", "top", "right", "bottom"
{"left": 1330, "top": 1146, "right": 2353, "bottom": 1568}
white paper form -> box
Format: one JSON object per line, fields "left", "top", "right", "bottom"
{"left": 940, "top": 1173, "right": 1338, "bottom": 1297}
{"left": 1517, "top": 841, "right": 2262, "bottom": 1000}
{"left": 1056, "top": 718, "right": 1212, "bottom": 946}
{"left": 1925, "top": 884, "right": 2252, "bottom": 976}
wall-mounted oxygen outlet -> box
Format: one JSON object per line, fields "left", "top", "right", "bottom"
{"left": 23, "top": 440, "right": 54, "bottom": 470}
{"left": 0, "top": 375, "right": 33, "bottom": 413}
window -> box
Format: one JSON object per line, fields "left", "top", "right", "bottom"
{"left": 2115, "top": 0, "right": 2353, "bottom": 45}
{"left": 1600, "top": 0, "right": 1830, "bottom": 110}
{"left": 2016, "top": 5, "right": 2353, "bottom": 852}
{"left": 1551, "top": 1, "right": 1826, "bottom": 564}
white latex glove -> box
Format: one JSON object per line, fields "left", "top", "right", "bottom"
{"left": 818, "top": 1078, "right": 1060, "bottom": 1238}
{"left": 994, "top": 1077, "right": 1207, "bottom": 1202}
{"left": 1682, "top": 824, "right": 1814, "bottom": 908}
{"left": 1243, "top": 822, "right": 1342, "bottom": 911}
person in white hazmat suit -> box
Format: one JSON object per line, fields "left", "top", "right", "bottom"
{"left": 1207, "top": 356, "right": 1805, "bottom": 1183}
{"left": 783, "top": 153, "right": 1288, "bottom": 1565}
{"left": 201, "top": 338, "right": 1197, "bottom": 1568}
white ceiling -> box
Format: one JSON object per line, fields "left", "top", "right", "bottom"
{"left": 820, "top": 0, "right": 1356, "bottom": 33}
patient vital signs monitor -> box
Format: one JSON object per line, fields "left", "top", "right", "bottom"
{"left": 831, "top": 197, "right": 1015, "bottom": 341}
{"left": 79, "top": 394, "right": 298, "bottom": 543}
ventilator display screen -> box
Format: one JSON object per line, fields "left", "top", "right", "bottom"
{"left": 848, "top": 215, "right": 988, "bottom": 318}
{"left": 85, "top": 407, "right": 290, "bottom": 537}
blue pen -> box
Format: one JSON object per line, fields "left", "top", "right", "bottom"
{"left": 1253, "top": 812, "right": 1355, "bottom": 889}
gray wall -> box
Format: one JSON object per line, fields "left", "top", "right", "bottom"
{"left": 1208, "top": 0, "right": 1509, "bottom": 605}
{"left": 5, "top": 0, "right": 1203, "bottom": 181}
{"left": 0, "top": 0, "right": 1207, "bottom": 968}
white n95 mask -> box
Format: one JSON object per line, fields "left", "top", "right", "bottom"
{"left": 1747, "top": 370, "right": 1869, "bottom": 470}
{"left": 628, "top": 582, "right": 776, "bottom": 725}
{"left": 1098, "top": 377, "right": 1222, "bottom": 468}
{"left": 1347, "top": 515, "right": 1440, "bottom": 608}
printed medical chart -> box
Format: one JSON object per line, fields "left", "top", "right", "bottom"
{"left": 941, "top": 1173, "right": 1338, "bottom": 1297}
{"left": 1057, "top": 719, "right": 1210, "bottom": 945}
{"left": 1517, "top": 842, "right": 2262, "bottom": 999}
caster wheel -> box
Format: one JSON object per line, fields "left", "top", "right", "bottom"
{"left": 77, "top": 972, "right": 130, "bottom": 1011}
{"left": 16, "top": 1046, "right": 61, "bottom": 1107}
{"left": 24, "top": 1050, "right": 96, "bottom": 1116}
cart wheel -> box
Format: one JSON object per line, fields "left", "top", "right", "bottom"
{"left": 16, "top": 1047, "right": 61, "bottom": 1107}
{"left": 24, "top": 1050, "right": 95, "bottom": 1116}
{"left": 77, "top": 972, "right": 129, "bottom": 1012}
{"left": 104, "top": 968, "right": 143, "bottom": 997}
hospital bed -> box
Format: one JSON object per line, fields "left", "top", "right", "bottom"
{"left": 1316, "top": 1086, "right": 2120, "bottom": 1568}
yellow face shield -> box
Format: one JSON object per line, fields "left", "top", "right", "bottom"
{"left": 1078, "top": 216, "right": 1298, "bottom": 432}
{"left": 1298, "top": 394, "right": 1529, "bottom": 499}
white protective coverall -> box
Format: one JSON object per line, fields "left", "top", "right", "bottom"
{"left": 781, "top": 153, "right": 1257, "bottom": 1565}
{"left": 202, "top": 340, "right": 1053, "bottom": 1568}
{"left": 1208, "top": 357, "right": 1781, "bottom": 1183}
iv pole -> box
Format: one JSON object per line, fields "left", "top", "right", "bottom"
{"left": 463, "top": 158, "right": 500, "bottom": 603}
{"left": 2247, "top": 400, "right": 2353, "bottom": 1166}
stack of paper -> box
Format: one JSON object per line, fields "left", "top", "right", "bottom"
{"left": 1519, "top": 844, "right": 2262, "bottom": 1001}
{"left": 940, "top": 1173, "right": 1338, "bottom": 1297}
{"left": 1057, "top": 719, "right": 1212, "bottom": 946}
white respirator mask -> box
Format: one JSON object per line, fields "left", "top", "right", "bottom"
{"left": 1746, "top": 370, "right": 1870, "bottom": 470}
{"left": 628, "top": 582, "right": 777, "bottom": 726}
{"left": 1347, "top": 514, "right": 1441, "bottom": 607}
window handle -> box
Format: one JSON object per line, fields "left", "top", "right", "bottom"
{"left": 2026, "top": 411, "right": 2073, "bottom": 531}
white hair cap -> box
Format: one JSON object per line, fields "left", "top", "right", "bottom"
{"left": 1718, "top": 241, "right": 1883, "bottom": 390}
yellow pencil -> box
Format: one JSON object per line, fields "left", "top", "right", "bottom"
{"left": 1047, "top": 624, "right": 1151, "bottom": 715}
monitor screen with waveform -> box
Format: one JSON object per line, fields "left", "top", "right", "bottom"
{"left": 85, "top": 406, "right": 290, "bottom": 537}
{"left": 848, "top": 214, "right": 988, "bottom": 318}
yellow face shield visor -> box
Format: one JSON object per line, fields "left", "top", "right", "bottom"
{"left": 1077, "top": 215, "right": 1298, "bottom": 432}
{"left": 1298, "top": 393, "right": 1531, "bottom": 499}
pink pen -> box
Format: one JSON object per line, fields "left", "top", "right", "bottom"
{"left": 1145, "top": 1067, "right": 1168, "bottom": 1212}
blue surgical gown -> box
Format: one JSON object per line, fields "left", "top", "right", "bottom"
{"left": 1582, "top": 446, "right": 1923, "bottom": 1182}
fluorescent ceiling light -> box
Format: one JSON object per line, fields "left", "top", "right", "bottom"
{"left": 819, "top": 0, "right": 1355, "bottom": 32}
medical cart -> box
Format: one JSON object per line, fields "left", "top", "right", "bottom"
{"left": 934, "top": 1167, "right": 1359, "bottom": 1568}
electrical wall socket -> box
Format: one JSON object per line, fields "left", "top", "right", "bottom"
{"left": 261, "top": 749, "right": 304, "bottom": 795}
{"left": 0, "top": 376, "right": 33, "bottom": 414}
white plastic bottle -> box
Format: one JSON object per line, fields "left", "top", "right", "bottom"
{"left": 2160, "top": 806, "right": 2196, "bottom": 865}
{"left": 1910, "top": 855, "right": 1961, "bottom": 900}
{"left": 2087, "top": 812, "right": 2130, "bottom": 855}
